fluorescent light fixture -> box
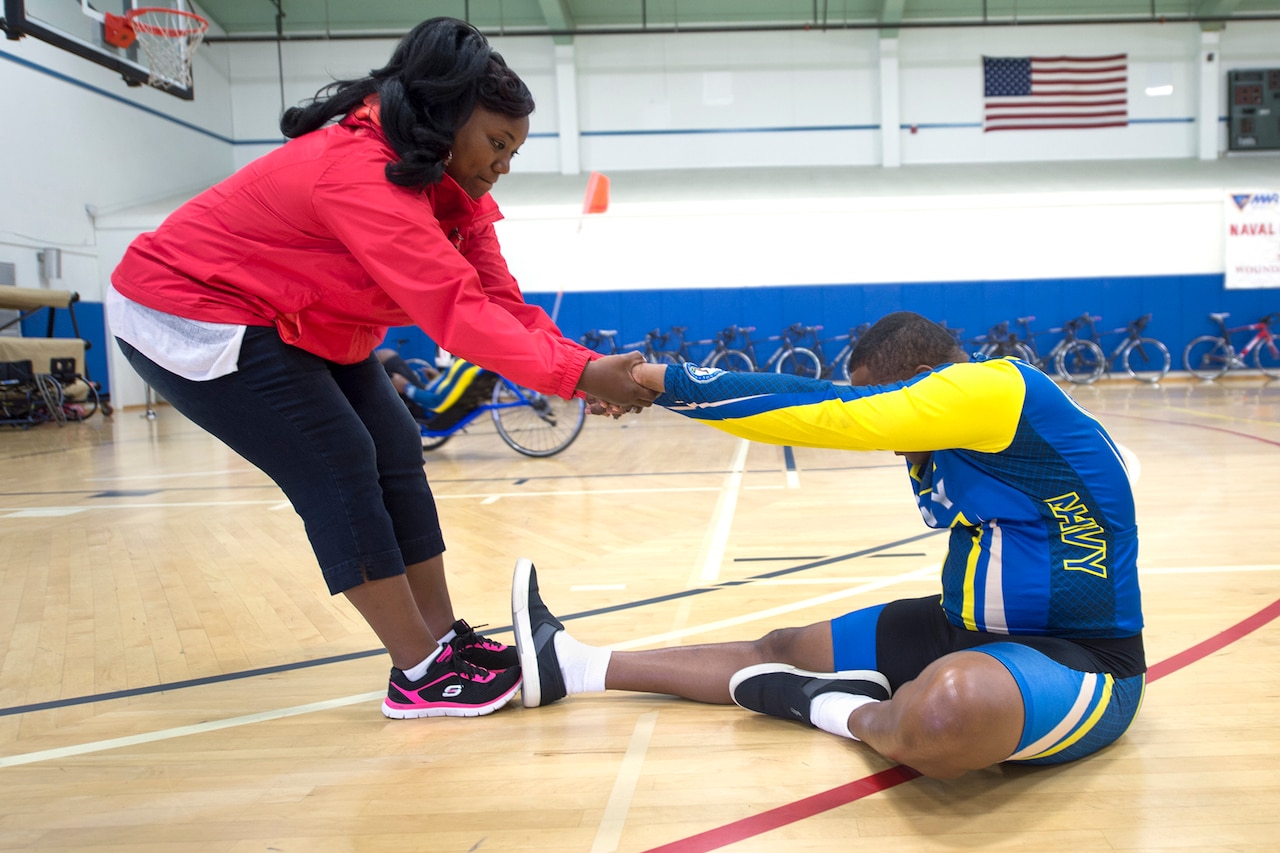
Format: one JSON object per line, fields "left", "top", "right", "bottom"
{"left": 1145, "top": 84, "right": 1173, "bottom": 96}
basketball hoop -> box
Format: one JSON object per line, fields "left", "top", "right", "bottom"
{"left": 116, "top": 7, "right": 209, "bottom": 90}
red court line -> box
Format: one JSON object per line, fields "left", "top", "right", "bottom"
{"left": 1146, "top": 595, "right": 1280, "bottom": 683}
{"left": 643, "top": 595, "right": 1280, "bottom": 853}
{"left": 641, "top": 765, "right": 921, "bottom": 853}
{"left": 1104, "top": 412, "right": 1280, "bottom": 449}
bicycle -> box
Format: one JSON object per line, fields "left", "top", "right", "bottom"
{"left": 1182, "top": 312, "right": 1280, "bottom": 381}
{"left": 762, "top": 323, "right": 824, "bottom": 379}
{"left": 409, "top": 364, "right": 586, "bottom": 457}
{"left": 701, "top": 325, "right": 757, "bottom": 372}
{"left": 582, "top": 327, "right": 681, "bottom": 364}
{"left": 767, "top": 322, "right": 869, "bottom": 382}
{"left": 1014, "top": 314, "right": 1106, "bottom": 384}
{"left": 969, "top": 320, "right": 1035, "bottom": 363}
{"left": 579, "top": 328, "right": 623, "bottom": 355}
{"left": 1077, "top": 313, "right": 1171, "bottom": 383}
{"left": 823, "top": 323, "right": 871, "bottom": 382}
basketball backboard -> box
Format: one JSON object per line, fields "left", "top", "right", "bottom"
{"left": 1, "top": 0, "right": 201, "bottom": 99}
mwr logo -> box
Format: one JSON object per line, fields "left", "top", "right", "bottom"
{"left": 683, "top": 364, "right": 726, "bottom": 383}
{"left": 1044, "top": 491, "right": 1108, "bottom": 578}
{"left": 1232, "top": 192, "right": 1280, "bottom": 210}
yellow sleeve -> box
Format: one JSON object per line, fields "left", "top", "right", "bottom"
{"left": 662, "top": 360, "right": 1026, "bottom": 453}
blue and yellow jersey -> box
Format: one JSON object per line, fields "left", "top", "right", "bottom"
{"left": 656, "top": 359, "right": 1142, "bottom": 640}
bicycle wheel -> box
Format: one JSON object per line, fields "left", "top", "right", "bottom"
{"left": 1054, "top": 340, "right": 1106, "bottom": 384}
{"left": 490, "top": 382, "right": 586, "bottom": 457}
{"left": 1010, "top": 342, "right": 1038, "bottom": 366}
{"left": 1121, "top": 338, "right": 1171, "bottom": 383}
{"left": 1253, "top": 337, "right": 1280, "bottom": 379}
{"left": 651, "top": 351, "right": 682, "bottom": 365}
{"left": 775, "top": 347, "right": 822, "bottom": 379}
{"left": 404, "top": 358, "right": 438, "bottom": 382}
{"left": 838, "top": 351, "right": 853, "bottom": 383}
{"left": 1183, "top": 336, "right": 1231, "bottom": 380}
{"left": 706, "top": 349, "right": 755, "bottom": 372}
{"left": 420, "top": 431, "right": 451, "bottom": 451}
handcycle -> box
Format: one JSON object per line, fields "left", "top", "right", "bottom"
{"left": 1077, "top": 313, "right": 1171, "bottom": 383}
{"left": 1182, "top": 312, "right": 1280, "bottom": 381}
{"left": 402, "top": 357, "right": 585, "bottom": 457}
{"left": 1, "top": 358, "right": 106, "bottom": 427}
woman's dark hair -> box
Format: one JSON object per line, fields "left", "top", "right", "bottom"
{"left": 279, "top": 17, "right": 534, "bottom": 189}
{"left": 848, "top": 311, "right": 968, "bottom": 383}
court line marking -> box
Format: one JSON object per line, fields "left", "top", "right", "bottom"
{"left": 783, "top": 446, "right": 800, "bottom": 489}
{"left": 0, "top": 692, "right": 382, "bottom": 769}
{"left": 0, "top": 485, "right": 785, "bottom": 517}
{"left": 591, "top": 711, "right": 660, "bottom": 853}
{"left": 83, "top": 468, "right": 259, "bottom": 482}
{"left": 697, "top": 439, "right": 750, "bottom": 583}
{"left": 612, "top": 564, "right": 941, "bottom": 651}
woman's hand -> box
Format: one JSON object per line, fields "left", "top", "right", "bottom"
{"left": 576, "top": 352, "right": 659, "bottom": 409}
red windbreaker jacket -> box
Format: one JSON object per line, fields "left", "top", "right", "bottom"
{"left": 112, "top": 110, "right": 592, "bottom": 399}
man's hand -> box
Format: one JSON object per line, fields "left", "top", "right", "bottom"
{"left": 630, "top": 360, "right": 667, "bottom": 393}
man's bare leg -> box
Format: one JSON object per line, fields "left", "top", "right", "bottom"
{"left": 601, "top": 623, "right": 836, "bottom": 703}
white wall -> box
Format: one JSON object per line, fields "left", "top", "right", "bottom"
{"left": 226, "top": 35, "right": 564, "bottom": 172}
{"left": 0, "top": 31, "right": 234, "bottom": 300}
{"left": 3, "top": 17, "right": 1279, "bottom": 407}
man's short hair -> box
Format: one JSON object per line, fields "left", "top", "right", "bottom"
{"left": 847, "top": 311, "right": 968, "bottom": 383}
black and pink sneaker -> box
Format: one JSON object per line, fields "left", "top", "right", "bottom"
{"left": 449, "top": 619, "right": 519, "bottom": 671}
{"left": 381, "top": 644, "right": 521, "bottom": 719}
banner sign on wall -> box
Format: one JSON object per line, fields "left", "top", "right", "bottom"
{"left": 1225, "top": 190, "right": 1280, "bottom": 289}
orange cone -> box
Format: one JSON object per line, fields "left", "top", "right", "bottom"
{"left": 582, "top": 172, "right": 610, "bottom": 214}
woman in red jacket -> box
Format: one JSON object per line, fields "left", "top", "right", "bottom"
{"left": 108, "top": 17, "right": 654, "bottom": 719}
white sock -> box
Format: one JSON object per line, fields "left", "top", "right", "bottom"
{"left": 436, "top": 626, "right": 457, "bottom": 646}
{"left": 809, "top": 692, "right": 879, "bottom": 741}
{"left": 402, "top": 645, "right": 441, "bottom": 682}
{"left": 554, "top": 631, "right": 612, "bottom": 695}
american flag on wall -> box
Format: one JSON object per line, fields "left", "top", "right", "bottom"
{"left": 982, "top": 55, "right": 1128, "bottom": 132}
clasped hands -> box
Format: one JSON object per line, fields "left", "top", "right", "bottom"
{"left": 578, "top": 351, "right": 668, "bottom": 418}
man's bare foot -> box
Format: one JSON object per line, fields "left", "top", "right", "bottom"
{"left": 631, "top": 361, "right": 667, "bottom": 393}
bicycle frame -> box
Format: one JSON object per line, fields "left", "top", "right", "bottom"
{"left": 417, "top": 375, "right": 533, "bottom": 438}
{"left": 1220, "top": 318, "right": 1276, "bottom": 361}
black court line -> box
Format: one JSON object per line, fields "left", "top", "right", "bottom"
{"left": 0, "top": 530, "right": 943, "bottom": 718}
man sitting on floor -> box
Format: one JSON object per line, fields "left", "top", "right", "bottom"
{"left": 511, "top": 310, "right": 1145, "bottom": 780}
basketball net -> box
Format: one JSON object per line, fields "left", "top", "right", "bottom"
{"left": 124, "top": 7, "right": 209, "bottom": 90}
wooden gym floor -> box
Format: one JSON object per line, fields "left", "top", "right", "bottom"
{"left": 1, "top": 375, "right": 1278, "bottom": 852}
